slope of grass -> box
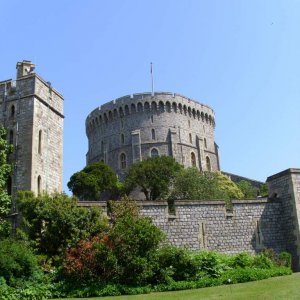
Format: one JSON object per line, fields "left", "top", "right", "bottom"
{"left": 54, "top": 273, "right": 300, "bottom": 300}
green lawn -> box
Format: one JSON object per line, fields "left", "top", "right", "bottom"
{"left": 55, "top": 273, "right": 300, "bottom": 300}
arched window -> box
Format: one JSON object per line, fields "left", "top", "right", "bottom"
{"left": 9, "top": 130, "right": 14, "bottom": 145}
{"left": 144, "top": 102, "right": 150, "bottom": 111}
{"left": 166, "top": 101, "right": 171, "bottom": 112}
{"left": 206, "top": 156, "right": 211, "bottom": 171}
{"left": 120, "top": 153, "right": 126, "bottom": 169}
{"left": 10, "top": 105, "right": 15, "bottom": 119}
{"left": 37, "top": 175, "right": 42, "bottom": 195}
{"left": 38, "top": 130, "right": 42, "bottom": 154}
{"left": 151, "top": 148, "right": 159, "bottom": 158}
{"left": 189, "top": 133, "right": 192, "bottom": 144}
{"left": 131, "top": 103, "right": 136, "bottom": 113}
{"left": 137, "top": 102, "right": 143, "bottom": 112}
{"left": 204, "top": 138, "right": 207, "bottom": 148}
{"left": 7, "top": 176, "right": 12, "bottom": 196}
{"left": 191, "top": 152, "right": 196, "bottom": 167}
{"left": 151, "top": 129, "right": 156, "bottom": 140}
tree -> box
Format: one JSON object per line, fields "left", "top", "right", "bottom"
{"left": 170, "top": 168, "right": 221, "bottom": 200}
{"left": 125, "top": 156, "right": 182, "bottom": 200}
{"left": 213, "top": 171, "right": 244, "bottom": 200}
{"left": 0, "top": 126, "right": 13, "bottom": 239}
{"left": 237, "top": 180, "right": 258, "bottom": 199}
{"left": 170, "top": 168, "right": 244, "bottom": 200}
{"left": 17, "top": 192, "right": 108, "bottom": 259}
{"left": 67, "top": 162, "right": 119, "bottom": 201}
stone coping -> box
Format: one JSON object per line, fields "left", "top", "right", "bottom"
{"left": 267, "top": 168, "right": 300, "bottom": 182}
{"left": 77, "top": 198, "right": 269, "bottom": 207}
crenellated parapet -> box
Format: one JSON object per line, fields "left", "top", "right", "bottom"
{"left": 86, "top": 92, "right": 215, "bottom": 136}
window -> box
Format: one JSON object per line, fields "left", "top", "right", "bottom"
{"left": 151, "top": 115, "right": 154, "bottom": 123}
{"left": 121, "top": 133, "right": 125, "bottom": 144}
{"left": 38, "top": 130, "right": 42, "bottom": 154}
{"left": 204, "top": 138, "right": 207, "bottom": 148}
{"left": 151, "top": 148, "right": 159, "bottom": 158}
{"left": 9, "top": 130, "right": 14, "bottom": 145}
{"left": 121, "top": 119, "right": 124, "bottom": 128}
{"left": 37, "top": 176, "right": 42, "bottom": 195}
{"left": 10, "top": 105, "right": 15, "bottom": 119}
{"left": 189, "top": 133, "right": 192, "bottom": 144}
{"left": 7, "top": 176, "right": 12, "bottom": 196}
{"left": 120, "top": 153, "right": 126, "bottom": 169}
{"left": 206, "top": 156, "right": 211, "bottom": 171}
{"left": 151, "top": 129, "right": 156, "bottom": 140}
{"left": 191, "top": 152, "right": 196, "bottom": 167}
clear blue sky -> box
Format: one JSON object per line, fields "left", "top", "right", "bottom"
{"left": 1, "top": 0, "right": 299, "bottom": 193}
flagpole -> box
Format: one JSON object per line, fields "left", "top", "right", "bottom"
{"left": 151, "top": 62, "right": 154, "bottom": 96}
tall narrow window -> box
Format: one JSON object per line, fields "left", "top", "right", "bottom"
{"left": 151, "top": 148, "right": 159, "bottom": 158}
{"left": 151, "top": 115, "right": 154, "bottom": 123}
{"left": 38, "top": 130, "right": 42, "bottom": 154}
{"left": 10, "top": 105, "right": 15, "bottom": 119}
{"left": 9, "top": 130, "right": 14, "bottom": 145}
{"left": 37, "top": 176, "right": 42, "bottom": 195}
{"left": 204, "top": 138, "right": 207, "bottom": 148}
{"left": 191, "top": 152, "right": 196, "bottom": 167}
{"left": 7, "top": 176, "right": 12, "bottom": 196}
{"left": 120, "top": 153, "right": 126, "bottom": 169}
{"left": 121, "top": 133, "right": 125, "bottom": 144}
{"left": 189, "top": 133, "right": 192, "bottom": 144}
{"left": 151, "top": 129, "right": 156, "bottom": 140}
{"left": 206, "top": 156, "right": 211, "bottom": 171}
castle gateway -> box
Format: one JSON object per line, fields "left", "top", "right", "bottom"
{"left": 86, "top": 92, "right": 220, "bottom": 179}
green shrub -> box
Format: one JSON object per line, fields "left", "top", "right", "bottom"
{"left": 230, "top": 252, "right": 253, "bottom": 268}
{"left": 0, "top": 239, "right": 40, "bottom": 285}
{"left": 278, "top": 251, "right": 292, "bottom": 268}
{"left": 156, "top": 246, "right": 197, "bottom": 282}
{"left": 193, "top": 251, "right": 228, "bottom": 278}
{"left": 221, "top": 266, "right": 292, "bottom": 284}
{"left": 253, "top": 253, "right": 274, "bottom": 269}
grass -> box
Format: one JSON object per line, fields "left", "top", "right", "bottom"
{"left": 55, "top": 272, "right": 300, "bottom": 299}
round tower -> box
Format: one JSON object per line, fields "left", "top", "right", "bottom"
{"left": 86, "top": 92, "right": 219, "bottom": 179}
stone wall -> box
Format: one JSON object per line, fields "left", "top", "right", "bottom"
{"left": 267, "top": 168, "right": 300, "bottom": 271}
{"left": 0, "top": 61, "right": 64, "bottom": 196}
{"left": 139, "top": 199, "right": 285, "bottom": 254}
{"left": 85, "top": 92, "right": 220, "bottom": 180}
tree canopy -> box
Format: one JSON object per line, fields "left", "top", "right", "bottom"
{"left": 170, "top": 168, "right": 244, "bottom": 200}
{"left": 125, "top": 156, "right": 182, "bottom": 200}
{"left": 67, "top": 162, "right": 119, "bottom": 201}
{"left": 17, "top": 191, "right": 108, "bottom": 259}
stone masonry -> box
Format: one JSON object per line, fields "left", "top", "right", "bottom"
{"left": 78, "top": 169, "right": 300, "bottom": 271}
{"left": 0, "top": 61, "right": 64, "bottom": 197}
{"left": 86, "top": 92, "right": 220, "bottom": 180}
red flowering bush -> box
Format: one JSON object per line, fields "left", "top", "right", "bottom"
{"left": 63, "top": 197, "right": 165, "bottom": 285}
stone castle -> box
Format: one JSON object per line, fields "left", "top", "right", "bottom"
{"left": 0, "top": 61, "right": 63, "bottom": 198}
{"left": 86, "top": 92, "right": 220, "bottom": 179}
{"left": 1, "top": 62, "right": 300, "bottom": 270}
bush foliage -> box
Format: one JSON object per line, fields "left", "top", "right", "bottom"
{"left": 17, "top": 191, "right": 108, "bottom": 260}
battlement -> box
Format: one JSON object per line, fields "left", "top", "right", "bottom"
{"left": 86, "top": 92, "right": 215, "bottom": 134}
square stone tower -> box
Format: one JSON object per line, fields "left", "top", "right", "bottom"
{"left": 0, "top": 61, "right": 64, "bottom": 197}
